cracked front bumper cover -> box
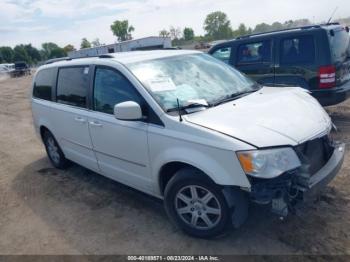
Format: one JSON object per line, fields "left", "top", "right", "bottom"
{"left": 249, "top": 142, "right": 345, "bottom": 216}
{"left": 301, "top": 142, "right": 345, "bottom": 198}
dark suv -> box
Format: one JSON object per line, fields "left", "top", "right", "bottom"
{"left": 13, "top": 61, "right": 31, "bottom": 77}
{"left": 209, "top": 23, "right": 350, "bottom": 106}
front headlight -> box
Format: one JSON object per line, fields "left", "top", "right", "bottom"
{"left": 236, "top": 147, "right": 301, "bottom": 178}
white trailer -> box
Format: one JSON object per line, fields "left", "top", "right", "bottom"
{"left": 68, "top": 36, "right": 172, "bottom": 58}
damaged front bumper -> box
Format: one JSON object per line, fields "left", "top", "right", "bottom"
{"left": 300, "top": 142, "right": 345, "bottom": 197}
{"left": 248, "top": 142, "right": 345, "bottom": 217}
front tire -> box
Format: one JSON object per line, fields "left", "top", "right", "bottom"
{"left": 164, "top": 168, "right": 232, "bottom": 238}
{"left": 43, "top": 131, "right": 68, "bottom": 169}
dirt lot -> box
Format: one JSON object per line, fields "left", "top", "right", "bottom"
{"left": 0, "top": 75, "right": 349, "bottom": 256}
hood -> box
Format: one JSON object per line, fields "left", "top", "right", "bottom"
{"left": 186, "top": 87, "right": 332, "bottom": 148}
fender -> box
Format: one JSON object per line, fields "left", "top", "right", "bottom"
{"left": 152, "top": 146, "right": 251, "bottom": 195}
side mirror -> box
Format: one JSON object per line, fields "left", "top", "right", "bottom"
{"left": 114, "top": 101, "right": 143, "bottom": 121}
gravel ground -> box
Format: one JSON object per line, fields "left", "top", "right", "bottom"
{"left": 0, "top": 75, "right": 349, "bottom": 257}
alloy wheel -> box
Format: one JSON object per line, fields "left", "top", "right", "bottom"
{"left": 174, "top": 185, "right": 222, "bottom": 230}
{"left": 47, "top": 137, "right": 60, "bottom": 164}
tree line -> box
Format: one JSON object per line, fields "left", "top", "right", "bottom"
{"left": 0, "top": 43, "right": 76, "bottom": 65}
{"left": 1, "top": 10, "right": 348, "bottom": 65}
{"left": 159, "top": 12, "right": 315, "bottom": 44}
{"left": 0, "top": 18, "right": 134, "bottom": 65}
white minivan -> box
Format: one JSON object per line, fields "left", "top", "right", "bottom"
{"left": 31, "top": 50, "right": 345, "bottom": 238}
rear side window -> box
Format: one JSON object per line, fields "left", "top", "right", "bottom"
{"left": 280, "top": 35, "right": 315, "bottom": 65}
{"left": 237, "top": 40, "right": 271, "bottom": 64}
{"left": 328, "top": 28, "right": 350, "bottom": 63}
{"left": 33, "top": 68, "right": 56, "bottom": 101}
{"left": 93, "top": 67, "right": 142, "bottom": 114}
{"left": 57, "top": 67, "right": 89, "bottom": 108}
{"left": 211, "top": 47, "right": 232, "bottom": 64}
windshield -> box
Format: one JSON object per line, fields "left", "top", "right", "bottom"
{"left": 328, "top": 28, "right": 350, "bottom": 63}
{"left": 128, "top": 53, "right": 256, "bottom": 112}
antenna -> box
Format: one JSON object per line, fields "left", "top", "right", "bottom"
{"left": 176, "top": 98, "right": 183, "bottom": 122}
{"left": 327, "top": 7, "right": 338, "bottom": 24}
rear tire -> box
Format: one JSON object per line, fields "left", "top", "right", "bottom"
{"left": 43, "top": 130, "right": 68, "bottom": 169}
{"left": 164, "top": 168, "right": 232, "bottom": 238}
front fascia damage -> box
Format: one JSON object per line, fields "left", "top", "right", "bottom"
{"left": 247, "top": 135, "right": 345, "bottom": 217}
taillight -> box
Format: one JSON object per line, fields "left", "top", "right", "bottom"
{"left": 319, "top": 65, "right": 336, "bottom": 89}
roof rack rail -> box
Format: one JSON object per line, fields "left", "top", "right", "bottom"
{"left": 235, "top": 22, "right": 340, "bottom": 40}
{"left": 45, "top": 54, "right": 114, "bottom": 64}
{"left": 99, "top": 54, "right": 114, "bottom": 58}
{"left": 45, "top": 57, "right": 71, "bottom": 64}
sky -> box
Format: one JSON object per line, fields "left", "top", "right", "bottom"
{"left": 1, "top": 0, "right": 349, "bottom": 49}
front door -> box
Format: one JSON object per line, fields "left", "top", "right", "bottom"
{"left": 88, "top": 66, "right": 152, "bottom": 192}
{"left": 234, "top": 39, "right": 275, "bottom": 85}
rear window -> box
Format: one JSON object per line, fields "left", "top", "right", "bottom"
{"left": 33, "top": 68, "right": 56, "bottom": 101}
{"left": 328, "top": 28, "right": 350, "bottom": 63}
{"left": 56, "top": 67, "right": 89, "bottom": 108}
{"left": 280, "top": 35, "right": 315, "bottom": 65}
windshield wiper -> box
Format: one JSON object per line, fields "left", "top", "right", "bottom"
{"left": 166, "top": 102, "right": 210, "bottom": 113}
{"left": 212, "top": 89, "right": 259, "bottom": 107}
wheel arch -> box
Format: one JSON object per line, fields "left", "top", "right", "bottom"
{"left": 39, "top": 125, "right": 50, "bottom": 141}
{"left": 158, "top": 161, "right": 215, "bottom": 196}
{"left": 36, "top": 116, "right": 58, "bottom": 143}
{"left": 154, "top": 146, "right": 251, "bottom": 196}
{"left": 39, "top": 125, "right": 62, "bottom": 152}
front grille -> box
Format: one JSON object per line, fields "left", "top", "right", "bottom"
{"left": 295, "top": 135, "right": 334, "bottom": 175}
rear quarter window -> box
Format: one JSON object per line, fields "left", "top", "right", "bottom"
{"left": 33, "top": 68, "right": 56, "bottom": 101}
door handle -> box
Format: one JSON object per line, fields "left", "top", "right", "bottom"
{"left": 89, "top": 121, "right": 103, "bottom": 127}
{"left": 74, "top": 116, "right": 86, "bottom": 123}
